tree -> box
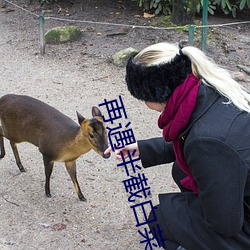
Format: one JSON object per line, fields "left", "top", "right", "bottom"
{"left": 171, "top": 0, "right": 199, "bottom": 25}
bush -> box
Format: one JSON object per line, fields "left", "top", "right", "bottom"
{"left": 136, "top": 0, "right": 250, "bottom": 17}
{"left": 212, "top": 0, "right": 250, "bottom": 17}
{"left": 38, "top": 0, "right": 58, "bottom": 4}
{"left": 135, "top": 0, "right": 172, "bottom": 15}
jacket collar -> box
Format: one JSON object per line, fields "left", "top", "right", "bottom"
{"left": 179, "top": 83, "right": 220, "bottom": 140}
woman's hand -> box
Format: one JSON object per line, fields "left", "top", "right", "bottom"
{"left": 104, "top": 142, "right": 139, "bottom": 160}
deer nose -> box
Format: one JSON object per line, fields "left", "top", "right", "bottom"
{"left": 103, "top": 152, "right": 111, "bottom": 159}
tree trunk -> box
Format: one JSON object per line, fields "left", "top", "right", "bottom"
{"left": 171, "top": 0, "right": 198, "bottom": 25}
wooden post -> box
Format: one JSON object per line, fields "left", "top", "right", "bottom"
{"left": 188, "top": 25, "right": 195, "bottom": 46}
{"left": 39, "top": 11, "right": 45, "bottom": 55}
{"left": 202, "top": 0, "right": 208, "bottom": 51}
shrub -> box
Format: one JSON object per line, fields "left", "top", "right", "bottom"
{"left": 135, "top": 0, "right": 172, "bottom": 15}
{"left": 38, "top": 0, "right": 58, "bottom": 4}
{"left": 136, "top": 0, "right": 250, "bottom": 17}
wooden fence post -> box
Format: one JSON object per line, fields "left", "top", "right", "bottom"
{"left": 39, "top": 11, "right": 45, "bottom": 55}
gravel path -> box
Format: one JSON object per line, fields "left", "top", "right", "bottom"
{"left": 0, "top": 4, "right": 176, "bottom": 250}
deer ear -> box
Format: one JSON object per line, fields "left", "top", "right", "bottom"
{"left": 92, "top": 106, "right": 102, "bottom": 117}
{"left": 76, "top": 111, "right": 85, "bottom": 125}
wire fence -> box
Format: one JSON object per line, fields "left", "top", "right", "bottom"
{"left": 3, "top": 0, "right": 250, "bottom": 55}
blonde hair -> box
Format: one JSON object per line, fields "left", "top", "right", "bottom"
{"left": 134, "top": 42, "right": 250, "bottom": 113}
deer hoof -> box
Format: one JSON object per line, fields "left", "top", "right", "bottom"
{"left": 79, "top": 196, "right": 87, "bottom": 202}
{"left": 46, "top": 193, "right": 52, "bottom": 198}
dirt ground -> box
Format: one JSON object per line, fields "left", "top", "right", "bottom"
{"left": 0, "top": 0, "right": 249, "bottom": 249}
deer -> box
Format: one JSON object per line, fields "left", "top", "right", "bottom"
{"left": 0, "top": 94, "right": 111, "bottom": 201}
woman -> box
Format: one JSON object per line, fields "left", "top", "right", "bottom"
{"left": 105, "top": 42, "right": 250, "bottom": 250}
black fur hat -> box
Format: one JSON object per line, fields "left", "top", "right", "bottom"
{"left": 125, "top": 52, "right": 192, "bottom": 103}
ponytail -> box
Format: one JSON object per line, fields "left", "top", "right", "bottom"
{"left": 182, "top": 46, "right": 250, "bottom": 112}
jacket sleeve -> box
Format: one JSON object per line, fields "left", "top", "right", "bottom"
{"left": 185, "top": 136, "right": 249, "bottom": 237}
{"left": 137, "top": 137, "right": 176, "bottom": 168}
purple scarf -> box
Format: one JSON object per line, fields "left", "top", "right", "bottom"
{"left": 158, "top": 73, "right": 201, "bottom": 194}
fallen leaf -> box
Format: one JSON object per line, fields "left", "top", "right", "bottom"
{"left": 143, "top": 12, "right": 155, "bottom": 18}
{"left": 51, "top": 223, "right": 67, "bottom": 231}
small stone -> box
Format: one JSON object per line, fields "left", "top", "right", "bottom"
{"left": 45, "top": 26, "right": 82, "bottom": 44}
{"left": 231, "top": 71, "right": 247, "bottom": 82}
{"left": 39, "top": 223, "right": 50, "bottom": 228}
{"left": 112, "top": 47, "right": 138, "bottom": 67}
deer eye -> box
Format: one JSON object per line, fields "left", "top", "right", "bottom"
{"left": 89, "top": 133, "right": 94, "bottom": 139}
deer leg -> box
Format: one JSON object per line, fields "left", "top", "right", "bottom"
{"left": 10, "top": 141, "right": 25, "bottom": 172}
{"left": 65, "top": 161, "right": 86, "bottom": 202}
{"left": 0, "top": 127, "right": 5, "bottom": 158}
{"left": 43, "top": 155, "right": 54, "bottom": 198}
{"left": 0, "top": 137, "right": 5, "bottom": 159}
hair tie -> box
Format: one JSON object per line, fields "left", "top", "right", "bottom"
{"left": 179, "top": 49, "right": 184, "bottom": 56}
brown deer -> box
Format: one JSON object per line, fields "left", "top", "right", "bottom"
{"left": 0, "top": 94, "right": 110, "bottom": 201}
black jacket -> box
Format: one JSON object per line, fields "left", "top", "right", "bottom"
{"left": 138, "top": 84, "right": 250, "bottom": 249}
